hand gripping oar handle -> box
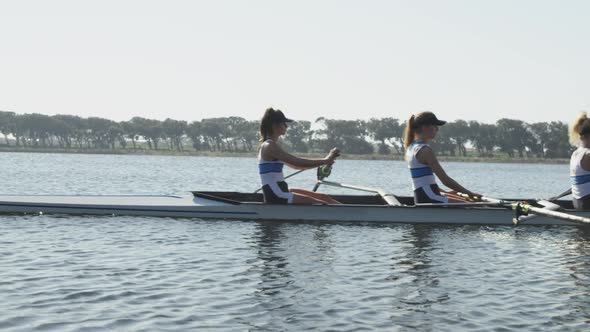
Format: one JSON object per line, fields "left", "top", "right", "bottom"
{"left": 456, "top": 192, "right": 505, "bottom": 204}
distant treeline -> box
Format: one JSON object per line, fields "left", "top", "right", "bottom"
{"left": 0, "top": 111, "right": 572, "bottom": 158}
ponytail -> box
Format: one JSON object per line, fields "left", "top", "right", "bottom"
{"left": 570, "top": 112, "right": 590, "bottom": 146}
{"left": 258, "top": 108, "right": 276, "bottom": 150}
{"left": 403, "top": 115, "right": 416, "bottom": 150}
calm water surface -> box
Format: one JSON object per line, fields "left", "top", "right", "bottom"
{"left": 0, "top": 152, "right": 588, "bottom": 331}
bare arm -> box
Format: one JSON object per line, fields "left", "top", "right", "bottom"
{"left": 416, "top": 147, "right": 477, "bottom": 196}
{"left": 582, "top": 153, "right": 590, "bottom": 171}
{"left": 262, "top": 141, "right": 337, "bottom": 170}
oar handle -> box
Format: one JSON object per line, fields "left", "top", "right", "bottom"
{"left": 455, "top": 192, "right": 486, "bottom": 202}
{"left": 457, "top": 192, "right": 506, "bottom": 204}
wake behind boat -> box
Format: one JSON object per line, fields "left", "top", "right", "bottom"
{"left": 0, "top": 186, "right": 586, "bottom": 226}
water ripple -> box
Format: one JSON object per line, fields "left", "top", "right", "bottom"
{"left": 1, "top": 154, "right": 589, "bottom": 330}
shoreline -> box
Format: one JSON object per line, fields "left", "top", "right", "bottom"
{"left": 0, "top": 147, "right": 568, "bottom": 164}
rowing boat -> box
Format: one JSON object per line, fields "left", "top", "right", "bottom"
{"left": 0, "top": 188, "right": 586, "bottom": 226}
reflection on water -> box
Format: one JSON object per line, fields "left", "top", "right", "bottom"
{"left": 0, "top": 153, "right": 589, "bottom": 331}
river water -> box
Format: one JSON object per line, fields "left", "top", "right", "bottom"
{"left": 0, "top": 153, "right": 588, "bottom": 331}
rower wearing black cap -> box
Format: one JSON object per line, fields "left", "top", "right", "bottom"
{"left": 257, "top": 108, "right": 341, "bottom": 204}
{"left": 404, "top": 111, "right": 480, "bottom": 204}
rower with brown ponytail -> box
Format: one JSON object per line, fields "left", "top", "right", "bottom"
{"left": 569, "top": 112, "right": 590, "bottom": 210}
{"left": 404, "top": 111, "right": 480, "bottom": 204}
{"left": 257, "top": 107, "right": 341, "bottom": 205}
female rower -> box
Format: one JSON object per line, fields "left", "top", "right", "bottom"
{"left": 258, "top": 107, "right": 341, "bottom": 204}
{"left": 569, "top": 112, "right": 590, "bottom": 210}
{"left": 404, "top": 111, "right": 480, "bottom": 204}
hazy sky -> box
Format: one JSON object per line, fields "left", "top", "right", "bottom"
{"left": 0, "top": 0, "right": 588, "bottom": 124}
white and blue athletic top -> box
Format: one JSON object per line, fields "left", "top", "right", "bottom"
{"left": 258, "top": 139, "right": 294, "bottom": 203}
{"left": 570, "top": 147, "right": 590, "bottom": 199}
{"left": 405, "top": 140, "right": 448, "bottom": 203}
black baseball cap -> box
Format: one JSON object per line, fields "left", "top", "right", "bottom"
{"left": 414, "top": 112, "right": 446, "bottom": 126}
{"left": 270, "top": 110, "right": 294, "bottom": 123}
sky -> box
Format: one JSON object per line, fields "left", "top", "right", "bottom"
{"left": 0, "top": 0, "right": 588, "bottom": 124}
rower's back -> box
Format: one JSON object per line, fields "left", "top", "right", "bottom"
{"left": 257, "top": 139, "right": 294, "bottom": 204}
{"left": 570, "top": 146, "right": 590, "bottom": 210}
{"left": 406, "top": 141, "right": 448, "bottom": 204}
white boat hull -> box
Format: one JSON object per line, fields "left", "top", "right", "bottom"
{"left": 0, "top": 193, "right": 585, "bottom": 226}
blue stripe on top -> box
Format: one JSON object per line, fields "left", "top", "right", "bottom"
{"left": 259, "top": 163, "right": 284, "bottom": 174}
{"left": 571, "top": 173, "right": 590, "bottom": 185}
{"left": 410, "top": 167, "right": 434, "bottom": 178}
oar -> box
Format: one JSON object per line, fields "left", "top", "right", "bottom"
{"left": 458, "top": 192, "right": 590, "bottom": 225}
{"left": 513, "top": 201, "right": 590, "bottom": 225}
{"left": 253, "top": 169, "right": 306, "bottom": 193}
{"left": 445, "top": 192, "right": 479, "bottom": 202}
{"left": 312, "top": 165, "right": 332, "bottom": 192}
{"left": 512, "top": 188, "right": 571, "bottom": 223}
{"left": 547, "top": 188, "right": 572, "bottom": 201}
{"left": 317, "top": 180, "right": 401, "bottom": 206}
{"left": 456, "top": 193, "right": 507, "bottom": 204}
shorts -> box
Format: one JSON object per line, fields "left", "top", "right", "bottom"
{"left": 414, "top": 184, "right": 449, "bottom": 204}
{"left": 262, "top": 181, "right": 294, "bottom": 204}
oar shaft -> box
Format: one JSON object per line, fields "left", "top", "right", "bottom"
{"left": 512, "top": 202, "right": 590, "bottom": 225}
{"left": 254, "top": 169, "right": 306, "bottom": 193}
{"left": 548, "top": 188, "right": 572, "bottom": 201}
{"left": 415, "top": 202, "right": 508, "bottom": 207}
{"left": 284, "top": 169, "right": 306, "bottom": 180}
{"left": 319, "top": 180, "right": 380, "bottom": 193}
{"left": 519, "top": 204, "right": 590, "bottom": 224}
{"left": 457, "top": 191, "right": 586, "bottom": 225}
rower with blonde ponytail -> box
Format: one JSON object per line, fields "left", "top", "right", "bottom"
{"left": 569, "top": 112, "right": 590, "bottom": 146}
{"left": 569, "top": 112, "right": 590, "bottom": 210}
{"left": 404, "top": 112, "right": 480, "bottom": 204}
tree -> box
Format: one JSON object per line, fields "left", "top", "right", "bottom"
{"left": 444, "top": 120, "right": 470, "bottom": 156}
{"left": 106, "top": 125, "right": 124, "bottom": 149}
{"left": 315, "top": 118, "right": 373, "bottom": 154}
{"left": 87, "top": 117, "right": 117, "bottom": 149}
{"left": 469, "top": 121, "right": 497, "bottom": 157}
{"left": 131, "top": 117, "right": 164, "bottom": 149}
{"left": 431, "top": 125, "right": 455, "bottom": 156}
{"left": 529, "top": 122, "right": 550, "bottom": 157}
{"left": 0, "top": 111, "right": 16, "bottom": 145}
{"left": 496, "top": 118, "right": 532, "bottom": 158}
{"left": 283, "top": 120, "right": 311, "bottom": 153}
{"left": 200, "top": 118, "right": 224, "bottom": 151}
{"left": 121, "top": 120, "right": 141, "bottom": 149}
{"left": 366, "top": 118, "right": 403, "bottom": 155}
{"left": 0, "top": 110, "right": 575, "bottom": 160}
{"left": 162, "top": 118, "right": 187, "bottom": 151}
{"left": 52, "top": 114, "right": 88, "bottom": 148}
{"left": 545, "top": 121, "right": 571, "bottom": 158}
{"left": 238, "top": 120, "right": 260, "bottom": 152}
{"left": 186, "top": 121, "right": 203, "bottom": 150}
